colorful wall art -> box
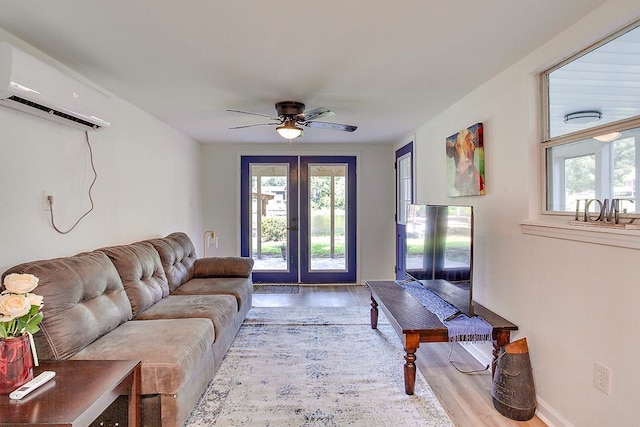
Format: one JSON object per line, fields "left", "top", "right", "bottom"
{"left": 445, "top": 123, "right": 485, "bottom": 197}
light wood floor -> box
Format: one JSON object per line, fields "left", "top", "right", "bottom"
{"left": 253, "top": 284, "right": 546, "bottom": 427}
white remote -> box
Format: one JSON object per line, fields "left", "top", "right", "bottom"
{"left": 9, "top": 371, "right": 56, "bottom": 400}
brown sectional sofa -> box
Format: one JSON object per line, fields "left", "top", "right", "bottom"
{"left": 1, "top": 232, "right": 254, "bottom": 427}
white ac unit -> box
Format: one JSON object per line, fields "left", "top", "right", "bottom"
{"left": 0, "top": 42, "right": 111, "bottom": 130}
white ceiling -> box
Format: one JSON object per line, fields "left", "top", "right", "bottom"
{"left": 0, "top": 0, "right": 610, "bottom": 144}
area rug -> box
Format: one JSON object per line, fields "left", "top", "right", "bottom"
{"left": 184, "top": 306, "right": 453, "bottom": 427}
{"left": 253, "top": 284, "right": 300, "bottom": 294}
{"left": 244, "top": 306, "right": 379, "bottom": 326}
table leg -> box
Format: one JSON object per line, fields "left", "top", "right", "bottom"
{"left": 404, "top": 333, "right": 420, "bottom": 395}
{"left": 128, "top": 363, "right": 142, "bottom": 427}
{"left": 492, "top": 331, "right": 511, "bottom": 377}
{"left": 370, "top": 296, "right": 379, "bottom": 329}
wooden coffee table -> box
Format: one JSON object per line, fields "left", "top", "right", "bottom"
{"left": 367, "top": 280, "right": 518, "bottom": 395}
{"left": 0, "top": 359, "right": 141, "bottom": 427}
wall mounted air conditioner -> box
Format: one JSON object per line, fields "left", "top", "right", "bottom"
{"left": 0, "top": 42, "right": 111, "bottom": 130}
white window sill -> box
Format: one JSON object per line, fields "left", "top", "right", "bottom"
{"left": 520, "top": 220, "right": 640, "bottom": 250}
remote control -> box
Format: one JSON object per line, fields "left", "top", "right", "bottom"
{"left": 9, "top": 371, "right": 56, "bottom": 400}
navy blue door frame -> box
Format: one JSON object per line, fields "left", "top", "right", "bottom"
{"left": 241, "top": 155, "right": 357, "bottom": 283}
{"left": 300, "top": 156, "right": 357, "bottom": 283}
{"left": 395, "top": 142, "right": 413, "bottom": 280}
{"left": 240, "top": 156, "right": 299, "bottom": 283}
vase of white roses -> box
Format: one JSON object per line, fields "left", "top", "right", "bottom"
{"left": 0, "top": 273, "right": 44, "bottom": 394}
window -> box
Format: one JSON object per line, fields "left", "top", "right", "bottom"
{"left": 542, "top": 21, "right": 640, "bottom": 214}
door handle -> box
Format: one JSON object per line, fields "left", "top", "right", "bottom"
{"left": 287, "top": 226, "right": 298, "bottom": 231}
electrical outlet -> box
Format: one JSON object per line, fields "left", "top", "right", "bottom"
{"left": 593, "top": 362, "right": 611, "bottom": 395}
{"left": 42, "top": 191, "right": 55, "bottom": 211}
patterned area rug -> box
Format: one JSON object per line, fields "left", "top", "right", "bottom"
{"left": 253, "top": 284, "right": 300, "bottom": 294}
{"left": 184, "top": 306, "right": 453, "bottom": 426}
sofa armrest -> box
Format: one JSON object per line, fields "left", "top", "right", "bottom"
{"left": 193, "top": 257, "right": 254, "bottom": 278}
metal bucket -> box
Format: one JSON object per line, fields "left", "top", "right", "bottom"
{"left": 491, "top": 337, "right": 537, "bottom": 421}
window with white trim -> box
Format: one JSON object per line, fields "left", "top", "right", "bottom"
{"left": 542, "top": 21, "right": 640, "bottom": 215}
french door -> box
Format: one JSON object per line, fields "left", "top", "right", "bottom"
{"left": 241, "top": 155, "right": 357, "bottom": 283}
{"left": 395, "top": 142, "right": 413, "bottom": 280}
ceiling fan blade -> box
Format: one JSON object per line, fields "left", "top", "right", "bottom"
{"left": 302, "top": 107, "right": 335, "bottom": 122}
{"left": 229, "top": 122, "right": 280, "bottom": 129}
{"left": 227, "top": 109, "right": 280, "bottom": 121}
{"left": 303, "top": 121, "right": 357, "bottom": 132}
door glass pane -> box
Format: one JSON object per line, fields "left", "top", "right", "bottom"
{"left": 250, "top": 163, "right": 289, "bottom": 271}
{"left": 308, "top": 163, "right": 347, "bottom": 271}
{"left": 397, "top": 152, "right": 412, "bottom": 224}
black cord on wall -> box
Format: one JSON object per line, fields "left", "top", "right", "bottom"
{"left": 47, "top": 131, "right": 97, "bottom": 234}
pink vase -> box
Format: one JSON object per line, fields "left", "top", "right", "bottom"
{"left": 0, "top": 335, "right": 34, "bottom": 394}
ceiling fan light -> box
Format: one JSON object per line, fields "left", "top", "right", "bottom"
{"left": 594, "top": 132, "right": 621, "bottom": 142}
{"left": 563, "top": 110, "right": 602, "bottom": 124}
{"left": 276, "top": 121, "right": 303, "bottom": 139}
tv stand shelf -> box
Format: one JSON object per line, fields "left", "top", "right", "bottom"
{"left": 366, "top": 280, "right": 518, "bottom": 395}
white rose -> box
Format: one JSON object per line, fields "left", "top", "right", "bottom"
{"left": 0, "top": 293, "right": 31, "bottom": 319}
{"left": 3, "top": 273, "right": 39, "bottom": 294}
{"left": 26, "top": 293, "right": 44, "bottom": 308}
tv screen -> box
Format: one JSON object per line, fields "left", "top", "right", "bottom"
{"left": 405, "top": 204, "right": 474, "bottom": 317}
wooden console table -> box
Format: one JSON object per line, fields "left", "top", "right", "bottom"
{"left": 367, "top": 280, "right": 518, "bottom": 395}
{"left": 0, "top": 359, "right": 141, "bottom": 427}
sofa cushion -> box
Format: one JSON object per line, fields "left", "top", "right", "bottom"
{"left": 70, "top": 318, "right": 214, "bottom": 395}
{"left": 146, "top": 232, "right": 197, "bottom": 292}
{"left": 1, "top": 251, "right": 132, "bottom": 360}
{"left": 170, "top": 277, "right": 252, "bottom": 312}
{"left": 134, "top": 294, "right": 238, "bottom": 342}
{"left": 99, "top": 242, "right": 170, "bottom": 317}
{"left": 194, "top": 257, "right": 254, "bottom": 278}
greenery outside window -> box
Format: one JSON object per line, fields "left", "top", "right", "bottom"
{"left": 541, "top": 21, "right": 640, "bottom": 215}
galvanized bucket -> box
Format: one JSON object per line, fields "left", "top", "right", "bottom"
{"left": 491, "top": 337, "right": 537, "bottom": 421}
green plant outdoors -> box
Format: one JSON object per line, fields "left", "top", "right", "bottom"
{"left": 258, "top": 212, "right": 346, "bottom": 258}
{"left": 258, "top": 237, "right": 346, "bottom": 258}
{"left": 406, "top": 235, "right": 469, "bottom": 255}
{"left": 260, "top": 217, "right": 287, "bottom": 241}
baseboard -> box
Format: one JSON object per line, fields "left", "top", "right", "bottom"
{"left": 535, "top": 397, "right": 575, "bottom": 427}
{"left": 459, "top": 341, "right": 492, "bottom": 367}
{"left": 459, "top": 342, "right": 573, "bottom": 427}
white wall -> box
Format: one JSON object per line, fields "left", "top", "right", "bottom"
{"left": 200, "top": 142, "right": 395, "bottom": 282}
{"left": 406, "top": 1, "right": 640, "bottom": 425}
{"left": 0, "top": 30, "right": 203, "bottom": 273}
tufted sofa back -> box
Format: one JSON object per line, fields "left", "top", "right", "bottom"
{"left": 146, "top": 232, "right": 198, "bottom": 292}
{"left": 98, "top": 241, "right": 170, "bottom": 317}
{"left": 1, "top": 251, "right": 132, "bottom": 360}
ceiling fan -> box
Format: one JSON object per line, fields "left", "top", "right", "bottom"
{"left": 227, "top": 101, "right": 357, "bottom": 140}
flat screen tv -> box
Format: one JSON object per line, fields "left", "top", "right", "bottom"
{"left": 404, "top": 204, "right": 474, "bottom": 317}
